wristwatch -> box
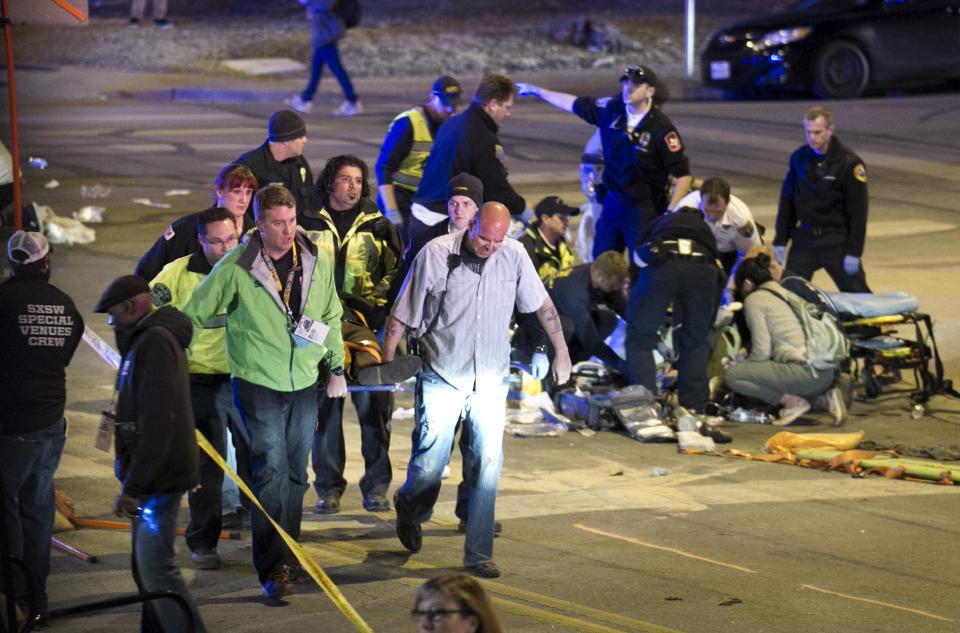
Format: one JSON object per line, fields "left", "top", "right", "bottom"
{"left": 534, "top": 345, "right": 548, "bottom": 355}
{"left": 330, "top": 366, "right": 344, "bottom": 377}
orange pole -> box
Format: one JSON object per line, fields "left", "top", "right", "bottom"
{"left": 1, "top": 0, "right": 23, "bottom": 229}
{"left": 50, "top": 0, "right": 87, "bottom": 22}
{"left": 73, "top": 517, "right": 241, "bottom": 541}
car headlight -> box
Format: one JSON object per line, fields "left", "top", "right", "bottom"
{"left": 751, "top": 27, "right": 812, "bottom": 51}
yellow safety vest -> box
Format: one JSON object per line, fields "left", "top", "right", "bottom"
{"left": 390, "top": 107, "right": 433, "bottom": 192}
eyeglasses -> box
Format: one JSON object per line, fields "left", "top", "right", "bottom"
{"left": 201, "top": 236, "right": 239, "bottom": 248}
{"left": 410, "top": 608, "right": 469, "bottom": 622}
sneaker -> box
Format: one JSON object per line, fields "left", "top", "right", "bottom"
{"left": 190, "top": 547, "right": 221, "bottom": 570}
{"left": 315, "top": 494, "right": 341, "bottom": 514}
{"left": 152, "top": 18, "right": 173, "bottom": 29}
{"left": 467, "top": 561, "right": 501, "bottom": 579}
{"left": 286, "top": 95, "right": 313, "bottom": 114}
{"left": 362, "top": 493, "right": 391, "bottom": 512}
{"left": 822, "top": 386, "right": 847, "bottom": 426}
{"left": 356, "top": 355, "right": 422, "bottom": 386}
{"left": 261, "top": 568, "right": 294, "bottom": 600}
{"left": 394, "top": 491, "right": 421, "bottom": 552}
{"left": 440, "top": 464, "right": 451, "bottom": 480}
{"left": 332, "top": 100, "right": 363, "bottom": 116}
{"left": 838, "top": 372, "right": 855, "bottom": 410}
{"left": 128, "top": 17, "right": 140, "bottom": 28}
{"left": 457, "top": 520, "right": 502, "bottom": 535}
{"left": 775, "top": 395, "right": 810, "bottom": 426}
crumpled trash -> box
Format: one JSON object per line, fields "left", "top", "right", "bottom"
{"left": 392, "top": 407, "right": 414, "bottom": 420}
{"left": 73, "top": 206, "right": 105, "bottom": 223}
{"left": 28, "top": 156, "right": 47, "bottom": 169}
{"left": 164, "top": 189, "right": 191, "bottom": 196}
{"left": 131, "top": 198, "right": 171, "bottom": 209}
{"left": 45, "top": 217, "right": 95, "bottom": 245}
{"left": 81, "top": 184, "right": 111, "bottom": 198}
{"left": 44, "top": 179, "right": 60, "bottom": 189}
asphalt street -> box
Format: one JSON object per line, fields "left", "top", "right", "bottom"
{"left": 4, "top": 66, "right": 960, "bottom": 632}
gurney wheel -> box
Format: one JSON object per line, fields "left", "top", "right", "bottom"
{"left": 862, "top": 365, "right": 880, "bottom": 399}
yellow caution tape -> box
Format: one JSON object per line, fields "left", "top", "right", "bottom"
{"left": 83, "top": 326, "right": 372, "bottom": 632}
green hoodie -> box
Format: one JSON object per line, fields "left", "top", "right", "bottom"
{"left": 183, "top": 228, "right": 344, "bottom": 392}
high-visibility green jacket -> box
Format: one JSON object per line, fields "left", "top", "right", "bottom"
{"left": 389, "top": 107, "right": 433, "bottom": 192}
{"left": 300, "top": 198, "right": 402, "bottom": 308}
{"left": 518, "top": 221, "right": 576, "bottom": 284}
{"left": 149, "top": 251, "right": 228, "bottom": 375}
{"left": 183, "top": 229, "right": 344, "bottom": 392}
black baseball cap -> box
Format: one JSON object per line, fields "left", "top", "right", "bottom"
{"left": 95, "top": 275, "right": 151, "bottom": 313}
{"left": 534, "top": 196, "right": 580, "bottom": 218}
{"left": 620, "top": 65, "right": 658, "bottom": 86}
{"left": 432, "top": 75, "right": 462, "bottom": 108}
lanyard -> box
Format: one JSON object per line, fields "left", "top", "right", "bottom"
{"left": 261, "top": 240, "right": 300, "bottom": 329}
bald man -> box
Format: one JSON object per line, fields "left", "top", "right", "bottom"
{"left": 384, "top": 202, "right": 571, "bottom": 578}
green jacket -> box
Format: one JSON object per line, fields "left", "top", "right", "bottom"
{"left": 149, "top": 251, "right": 228, "bottom": 375}
{"left": 300, "top": 198, "right": 402, "bottom": 308}
{"left": 183, "top": 229, "right": 344, "bottom": 392}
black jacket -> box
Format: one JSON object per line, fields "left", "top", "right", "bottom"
{"left": 775, "top": 136, "right": 868, "bottom": 257}
{"left": 0, "top": 271, "right": 84, "bottom": 435}
{"left": 114, "top": 306, "right": 198, "bottom": 497}
{"left": 135, "top": 206, "right": 254, "bottom": 281}
{"left": 386, "top": 218, "right": 450, "bottom": 308}
{"left": 413, "top": 103, "right": 525, "bottom": 217}
{"left": 236, "top": 141, "right": 315, "bottom": 221}
{"left": 547, "top": 264, "right": 625, "bottom": 366}
{"left": 640, "top": 207, "right": 719, "bottom": 259}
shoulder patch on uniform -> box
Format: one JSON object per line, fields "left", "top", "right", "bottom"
{"left": 853, "top": 163, "right": 867, "bottom": 183}
{"left": 494, "top": 144, "right": 505, "bottom": 162}
{"left": 737, "top": 221, "right": 755, "bottom": 238}
{"left": 596, "top": 97, "right": 611, "bottom": 108}
{"left": 151, "top": 283, "right": 172, "bottom": 307}
{"left": 300, "top": 166, "right": 307, "bottom": 183}
{"left": 163, "top": 225, "right": 175, "bottom": 241}
{"left": 664, "top": 131, "right": 682, "bottom": 153}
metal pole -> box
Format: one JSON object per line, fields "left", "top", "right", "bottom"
{"left": 1, "top": 0, "right": 23, "bottom": 229}
{"left": 685, "top": 0, "right": 696, "bottom": 79}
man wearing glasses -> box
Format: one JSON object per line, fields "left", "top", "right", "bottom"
{"left": 516, "top": 65, "right": 692, "bottom": 259}
{"left": 148, "top": 206, "right": 242, "bottom": 571}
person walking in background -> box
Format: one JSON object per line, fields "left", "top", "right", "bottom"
{"left": 128, "top": 0, "right": 172, "bottom": 29}
{"left": 1, "top": 231, "right": 83, "bottom": 627}
{"left": 288, "top": 0, "right": 362, "bottom": 117}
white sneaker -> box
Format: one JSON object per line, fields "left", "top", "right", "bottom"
{"left": 774, "top": 395, "right": 810, "bottom": 426}
{"left": 332, "top": 100, "right": 363, "bottom": 116}
{"left": 286, "top": 95, "right": 313, "bottom": 114}
{"left": 823, "top": 387, "right": 847, "bottom": 426}
{"left": 440, "top": 464, "right": 451, "bottom": 480}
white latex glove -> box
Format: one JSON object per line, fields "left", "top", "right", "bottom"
{"left": 518, "top": 205, "right": 535, "bottom": 224}
{"left": 514, "top": 82, "right": 540, "bottom": 97}
{"left": 531, "top": 352, "right": 549, "bottom": 380}
{"left": 383, "top": 207, "right": 403, "bottom": 227}
{"left": 773, "top": 245, "right": 786, "bottom": 266}
{"left": 843, "top": 255, "right": 860, "bottom": 276}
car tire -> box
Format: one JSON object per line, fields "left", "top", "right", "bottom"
{"left": 812, "top": 40, "right": 870, "bottom": 99}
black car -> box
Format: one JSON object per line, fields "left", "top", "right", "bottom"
{"left": 701, "top": 0, "right": 960, "bottom": 98}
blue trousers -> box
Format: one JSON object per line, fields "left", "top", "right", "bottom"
{"left": 132, "top": 493, "right": 206, "bottom": 633}
{"left": 394, "top": 370, "right": 506, "bottom": 566}
{"left": 0, "top": 418, "right": 66, "bottom": 614}
{"left": 301, "top": 42, "right": 357, "bottom": 103}
{"left": 593, "top": 191, "right": 654, "bottom": 259}
{"left": 233, "top": 379, "right": 316, "bottom": 582}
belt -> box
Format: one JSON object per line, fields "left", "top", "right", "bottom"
{"left": 661, "top": 249, "right": 709, "bottom": 263}
{"left": 800, "top": 223, "right": 841, "bottom": 236}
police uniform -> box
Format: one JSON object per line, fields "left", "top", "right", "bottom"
{"left": 235, "top": 142, "right": 315, "bottom": 222}
{"left": 150, "top": 250, "right": 245, "bottom": 560}
{"left": 135, "top": 207, "right": 254, "bottom": 281}
{"left": 674, "top": 190, "right": 761, "bottom": 275}
{"left": 300, "top": 197, "right": 403, "bottom": 507}
{"left": 775, "top": 135, "right": 870, "bottom": 292}
{"left": 626, "top": 208, "right": 725, "bottom": 411}
{"left": 375, "top": 106, "right": 443, "bottom": 239}
{"left": 572, "top": 97, "right": 690, "bottom": 258}
{"left": 518, "top": 220, "right": 576, "bottom": 283}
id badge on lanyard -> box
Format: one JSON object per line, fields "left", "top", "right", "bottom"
{"left": 262, "top": 241, "right": 300, "bottom": 331}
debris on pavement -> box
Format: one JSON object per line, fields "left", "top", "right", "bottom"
{"left": 73, "top": 206, "right": 105, "bottom": 223}
{"left": 164, "top": 189, "right": 192, "bottom": 196}
{"left": 44, "top": 179, "right": 60, "bottom": 189}
{"left": 131, "top": 198, "right": 172, "bottom": 209}
{"left": 81, "top": 184, "right": 111, "bottom": 198}
{"left": 28, "top": 156, "right": 48, "bottom": 169}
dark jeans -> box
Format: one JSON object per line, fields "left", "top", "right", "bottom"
{"left": 626, "top": 258, "right": 723, "bottom": 411}
{"left": 593, "top": 191, "right": 654, "bottom": 259}
{"left": 312, "top": 390, "right": 392, "bottom": 499}
{"left": 301, "top": 42, "right": 357, "bottom": 103}
{"left": 233, "top": 379, "right": 316, "bottom": 582}
{"left": 0, "top": 418, "right": 66, "bottom": 614}
{"left": 785, "top": 229, "right": 871, "bottom": 293}
{"left": 185, "top": 376, "right": 239, "bottom": 552}
{"left": 132, "top": 492, "right": 206, "bottom": 633}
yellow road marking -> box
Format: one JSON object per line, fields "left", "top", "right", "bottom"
{"left": 574, "top": 524, "right": 757, "bottom": 574}
{"left": 800, "top": 584, "right": 955, "bottom": 622}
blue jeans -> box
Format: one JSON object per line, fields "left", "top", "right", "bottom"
{"left": 233, "top": 379, "right": 316, "bottom": 582}
{"left": 301, "top": 42, "right": 357, "bottom": 103}
{"left": 0, "top": 418, "right": 66, "bottom": 614}
{"left": 312, "top": 389, "right": 392, "bottom": 499}
{"left": 394, "top": 370, "right": 506, "bottom": 566}
{"left": 132, "top": 493, "right": 206, "bottom": 633}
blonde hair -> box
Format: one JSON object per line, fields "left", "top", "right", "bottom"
{"left": 415, "top": 574, "right": 503, "bottom": 633}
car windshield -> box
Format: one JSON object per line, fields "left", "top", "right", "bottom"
{"left": 786, "top": 0, "right": 870, "bottom": 10}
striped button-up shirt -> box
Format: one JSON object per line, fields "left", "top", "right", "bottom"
{"left": 392, "top": 230, "right": 547, "bottom": 392}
